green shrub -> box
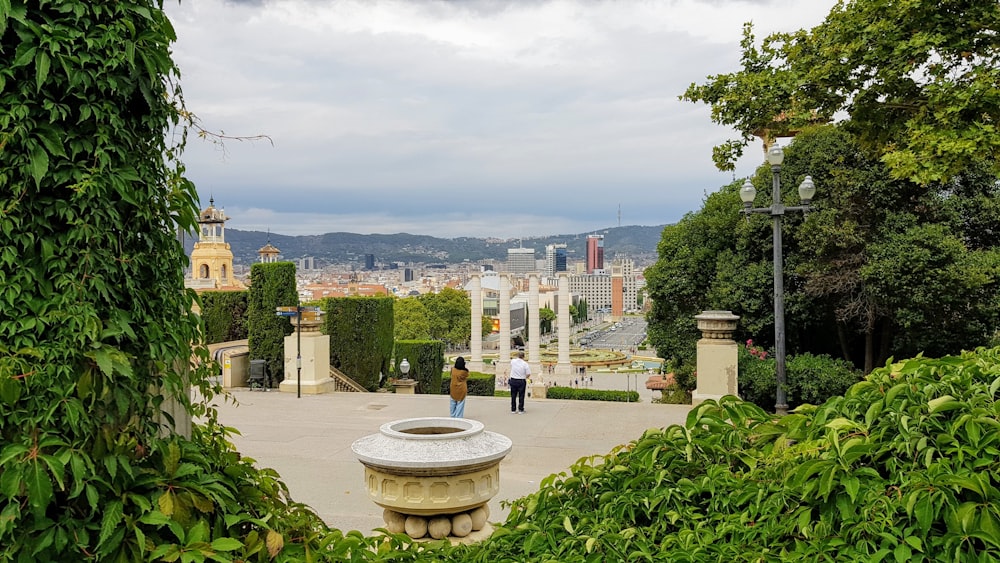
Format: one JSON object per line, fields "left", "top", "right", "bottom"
{"left": 323, "top": 296, "right": 394, "bottom": 391}
{"left": 199, "top": 290, "right": 249, "bottom": 344}
{"left": 546, "top": 387, "right": 640, "bottom": 402}
{"left": 440, "top": 371, "right": 495, "bottom": 396}
{"left": 739, "top": 342, "right": 863, "bottom": 411}
{"left": 247, "top": 262, "right": 297, "bottom": 385}
{"left": 451, "top": 347, "right": 1000, "bottom": 561}
{"left": 394, "top": 340, "right": 444, "bottom": 394}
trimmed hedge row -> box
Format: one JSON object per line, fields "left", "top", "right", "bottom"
{"left": 247, "top": 262, "right": 298, "bottom": 384}
{"left": 394, "top": 340, "right": 444, "bottom": 394}
{"left": 323, "top": 296, "right": 394, "bottom": 391}
{"left": 440, "top": 371, "right": 496, "bottom": 396}
{"left": 199, "top": 290, "right": 249, "bottom": 344}
{"left": 546, "top": 387, "right": 640, "bottom": 402}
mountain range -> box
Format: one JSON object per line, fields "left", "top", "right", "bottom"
{"left": 185, "top": 225, "right": 668, "bottom": 267}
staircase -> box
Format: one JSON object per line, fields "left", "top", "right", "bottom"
{"left": 329, "top": 366, "right": 368, "bottom": 393}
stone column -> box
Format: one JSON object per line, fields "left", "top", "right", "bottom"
{"left": 527, "top": 273, "right": 541, "bottom": 377}
{"left": 496, "top": 274, "right": 512, "bottom": 377}
{"left": 555, "top": 273, "right": 572, "bottom": 376}
{"left": 691, "top": 310, "right": 740, "bottom": 405}
{"left": 469, "top": 273, "right": 483, "bottom": 372}
{"left": 279, "top": 311, "right": 336, "bottom": 394}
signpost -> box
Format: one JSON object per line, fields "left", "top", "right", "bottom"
{"left": 275, "top": 305, "right": 322, "bottom": 398}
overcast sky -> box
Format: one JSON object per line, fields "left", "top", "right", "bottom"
{"left": 165, "top": 0, "right": 837, "bottom": 239}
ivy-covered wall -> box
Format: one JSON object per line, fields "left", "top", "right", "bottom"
{"left": 394, "top": 340, "right": 444, "bottom": 394}
{"left": 199, "top": 290, "right": 249, "bottom": 344}
{"left": 247, "top": 262, "right": 297, "bottom": 384}
{"left": 323, "top": 296, "right": 393, "bottom": 391}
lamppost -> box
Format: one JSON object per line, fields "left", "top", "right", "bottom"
{"left": 275, "top": 305, "right": 322, "bottom": 398}
{"left": 739, "top": 143, "right": 816, "bottom": 415}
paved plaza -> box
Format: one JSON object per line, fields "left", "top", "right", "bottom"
{"left": 207, "top": 389, "right": 692, "bottom": 534}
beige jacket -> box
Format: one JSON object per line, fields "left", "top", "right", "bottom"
{"left": 449, "top": 367, "right": 469, "bottom": 401}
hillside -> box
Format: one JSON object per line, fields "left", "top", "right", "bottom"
{"left": 185, "top": 225, "right": 668, "bottom": 267}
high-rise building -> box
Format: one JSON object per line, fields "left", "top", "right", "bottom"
{"left": 586, "top": 234, "right": 604, "bottom": 274}
{"left": 364, "top": 253, "right": 375, "bottom": 270}
{"left": 403, "top": 268, "right": 414, "bottom": 282}
{"left": 544, "top": 243, "right": 567, "bottom": 276}
{"left": 298, "top": 256, "right": 315, "bottom": 271}
{"left": 507, "top": 247, "right": 536, "bottom": 274}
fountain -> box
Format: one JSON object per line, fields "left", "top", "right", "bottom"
{"left": 351, "top": 417, "right": 512, "bottom": 540}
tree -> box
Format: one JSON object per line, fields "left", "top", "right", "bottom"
{"left": 682, "top": 1, "right": 1000, "bottom": 185}
{"left": 645, "top": 124, "right": 1000, "bottom": 378}
{"left": 394, "top": 297, "right": 431, "bottom": 341}
{"left": 247, "top": 262, "right": 298, "bottom": 385}
{"left": 538, "top": 307, "right": 556, "bottom": 334}
{"left": 419, "top": 287, "right": 472, "bottom": 348}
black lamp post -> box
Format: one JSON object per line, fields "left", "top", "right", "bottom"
{"left": 739, "top": 143, "right": 816, "bottom": 415}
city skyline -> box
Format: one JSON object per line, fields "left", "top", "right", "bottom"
{"left": 166, "top": 0, "right": 837, "bottom": 239}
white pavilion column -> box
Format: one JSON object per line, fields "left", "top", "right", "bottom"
{"left": 555, "top": 273, "right": 572, "bottom": 376}
{"left": 469, "top": 273, "right": 484, "bottom": 372}
{"left": 528, "top": 273, "right": 541, "bottom": 377}
{"left": 496, "top": 274, "right": 512, "bottom": 377}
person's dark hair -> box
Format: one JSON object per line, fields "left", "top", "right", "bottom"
{"left": 454, "top": 356, "right": 466, "bottom": 370}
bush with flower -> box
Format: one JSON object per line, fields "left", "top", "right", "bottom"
{"left": 739, "top": 339, "right": 862, "bottom": 412}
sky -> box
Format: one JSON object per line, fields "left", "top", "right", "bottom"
{"left": 165, "top": 0, "right": 838, "bottom": 239}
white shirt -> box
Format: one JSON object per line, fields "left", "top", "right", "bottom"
{"left": 509, "top": 357, "right": 531, "bottom": 380}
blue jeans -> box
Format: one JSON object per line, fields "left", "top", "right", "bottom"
{"left": 509, "top": 379, "right": 526, "bottom": 412}
{"left": 450, "top": 398, "right": 465, "bottom": 418}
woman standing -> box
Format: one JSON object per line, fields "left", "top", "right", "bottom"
{"left": 449, "top": 356, "right": 470, "bottom": 418}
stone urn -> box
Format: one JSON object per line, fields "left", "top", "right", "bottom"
{"left": 351, "top": 417, "right": 512, "bottom": 540}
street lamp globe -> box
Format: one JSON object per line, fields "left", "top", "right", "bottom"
{"left": 766, "top": 143, "right": 785, "bottom": 166}
{"left": 399, "top": 358, "right": 410, "bottom": 379}
{"left": 798, "top": 175, "right": 816, "bottom": 205}
{"left": 739, "top": 179, "right": 757, "bottom": 208}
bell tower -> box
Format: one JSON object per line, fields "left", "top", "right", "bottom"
{"left": 189, "top": 198, "right": 235, "bottom": 288}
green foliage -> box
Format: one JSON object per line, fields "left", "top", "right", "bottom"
{"left": 546, "top": 387, "right": 640, "bottom": 403}
{"left": 323, "top": 297, "right": 394, "bottom": 391}
{"left": 683, "top": 2, "right": 1000, "bottom": 185}
{"left": 418, "top": 287, "right": 472, "bottom": 348}
{"left": 199, "top": 290, "right": 249, "bottom": 344}
{"left": 646, "top": 125, "right": 1000, "bottom": 376}
{"left": 440, "top": 371, "right": 495, "bottom": 396}
{"left": 738, "top": 343, "right": 863, "bottom": 412}
{"left": 453, "top": 347, "right": 1000, "bottom": 561}
{"left": 538, "top": 307, "right": 556, "bottom": 334}
{"left": 247, "top": 262, "right": 297, "bottom": 385}
{"left": 393, "top": 296, "right": 430, "bottom": 341}
{"left": 393, "top": 340, "right": 444, "bottom": 394}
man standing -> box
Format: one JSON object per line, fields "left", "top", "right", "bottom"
{"left": 508, "top": 351, "right": 530, "bottom": 414}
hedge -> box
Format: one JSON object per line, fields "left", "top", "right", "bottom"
{"left": 394, "top": 340, "right": 444, "bottom": 394}
{"left": 440, "top": 371, "right": 495, "bottom": 396}
{"left": 247, "top": 262, "right": 298, "bottom": 385}
{"left": 739, "top": 345, "right": 863, "bottom": 411}
{"left": 546, "top": 387, "right": 640, "bottom": 402}
{"left": 323, "top": 296, "right": 393, "bottom": 391}
{"left": 199, "top": 290, "right": 249, "bottom": 344}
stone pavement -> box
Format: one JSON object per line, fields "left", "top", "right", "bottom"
{"left": 207, "top": 389, "right": 692, "bottom": 534}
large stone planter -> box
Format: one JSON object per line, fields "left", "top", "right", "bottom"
{"left": 351, "top": 417, "right": 512, "bottom": 539}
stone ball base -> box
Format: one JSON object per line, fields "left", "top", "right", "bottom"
{"left": 384, "top": 504, "right": 490, "bottom": 541}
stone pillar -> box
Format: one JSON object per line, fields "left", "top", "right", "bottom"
{"left": 555, "top": 273, "right": 572, "bottom": 376}
{"left": 691, "top": 310, "right": 740, "bottom": 405}
{"left": 469, "top": 273, "right": 484, "bottom": 372}
{"left": 527, "top": 273, "right": 541, "bottom": 377}
{"left": 496, "top": 274, "right": 512, "bottom": 377}
{"left": 279, "top": 311, "right": 336, "bottom": 394}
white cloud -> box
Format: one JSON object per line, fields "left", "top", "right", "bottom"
{"left": 166, "top": 0, "right": 837, "bottom": 238}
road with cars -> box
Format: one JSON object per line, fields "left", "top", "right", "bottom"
{"left": 580, "top": 316, "right": 647, "bottom": 351}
